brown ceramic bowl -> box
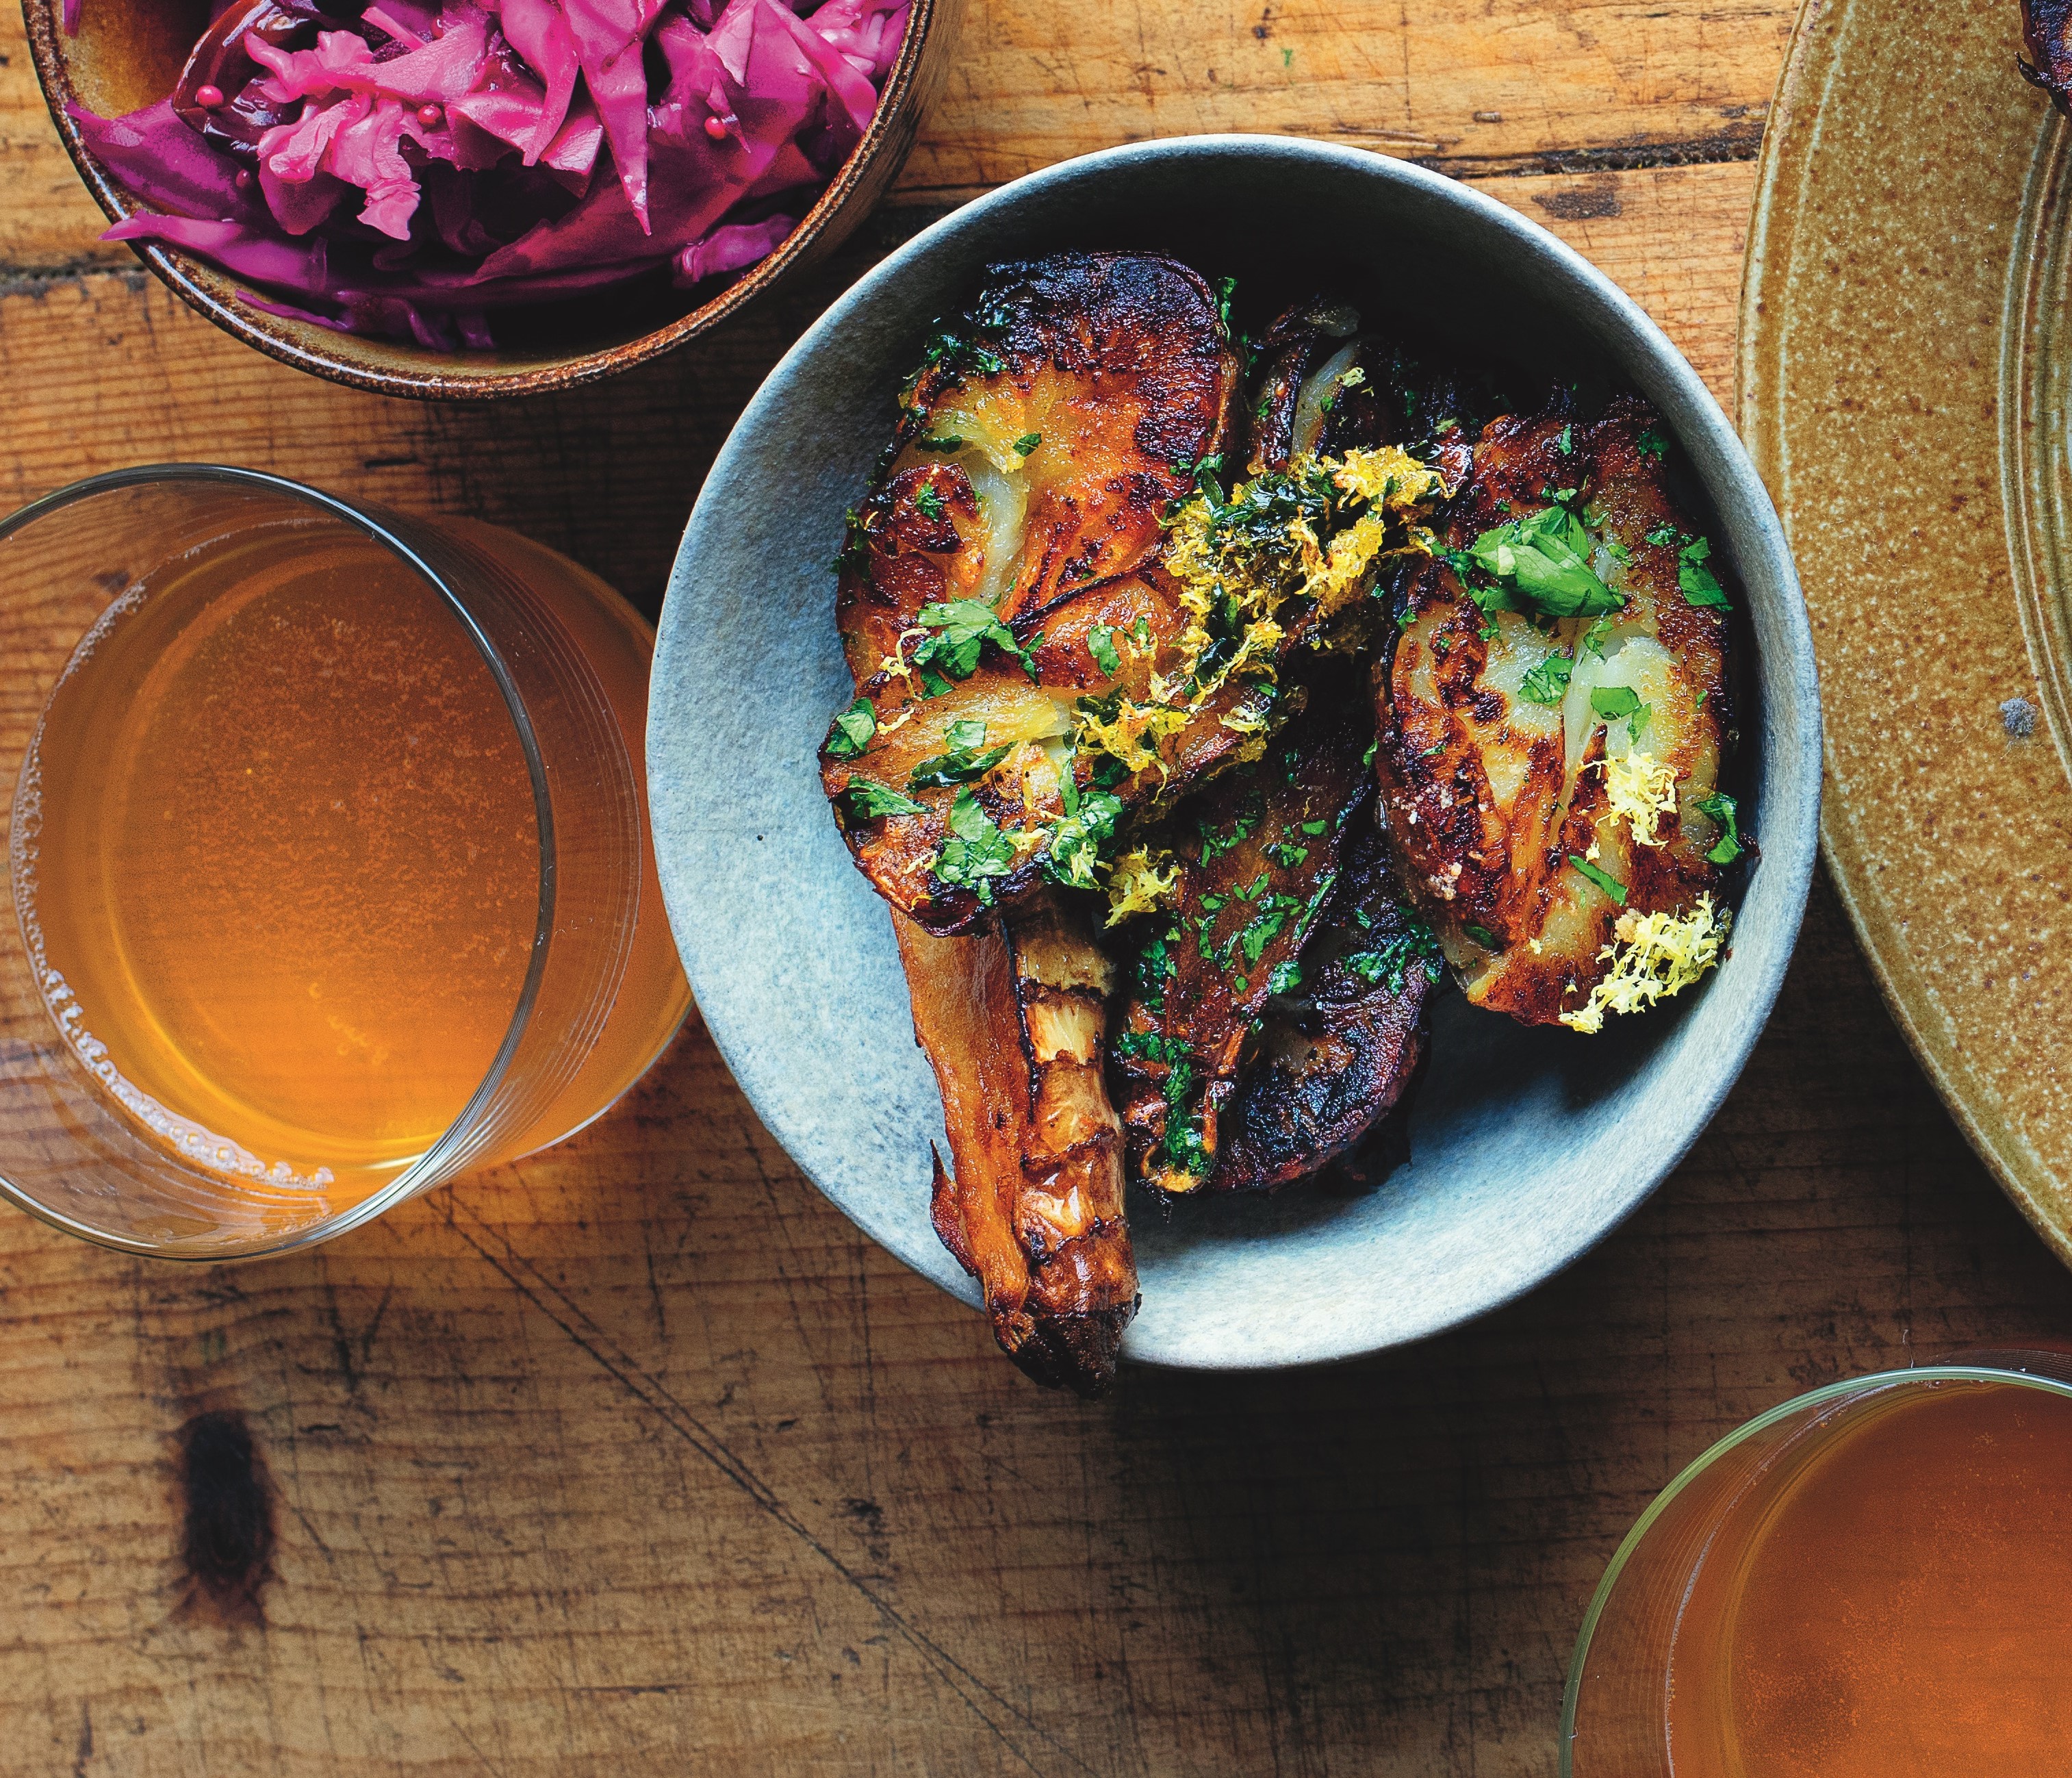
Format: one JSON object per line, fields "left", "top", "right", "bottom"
{"left": 23, "top": 0, "right": 960, "bottom": 401}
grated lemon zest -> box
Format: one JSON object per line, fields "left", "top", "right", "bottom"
{"left": 1330, "top": 446, "right": 1447, "bottom": 509}
{"left": 1561, "top": 895, "right": 1731, "bottom": 1034}
{"left": 1105, "top": 846, "right": 1180, "bottom": 924}
{"left": 1605, "top": 750, "right": 1680, "bottom": 847}
{"left": 1084, "top": 448, "right": 1444, "bottom": 779}
{"left": 1075, "top": 697, "right": 1190, "bottom": 778}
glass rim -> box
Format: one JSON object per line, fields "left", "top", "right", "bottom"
{"left": 0, "top": 462, "right": 559, "bottom": 1260}
{"left": 1558, "top": 1358, "right": 2072, "bottom": 1774}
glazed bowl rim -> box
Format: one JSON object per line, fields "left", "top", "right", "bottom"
{"left": 648, "top": 132, "right": 1823, "bottom": 1371}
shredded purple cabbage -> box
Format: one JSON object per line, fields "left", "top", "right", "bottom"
{"left": 67, "top": 0, "right": 908, "bottom": 348}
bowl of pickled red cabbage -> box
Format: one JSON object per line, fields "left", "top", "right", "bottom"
{"left": 25, "top": 0, "right": 957, "bottom": 398}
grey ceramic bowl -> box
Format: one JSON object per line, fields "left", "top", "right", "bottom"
{"left": 648, "top": 136, "right": 1821, "bottom": 1372}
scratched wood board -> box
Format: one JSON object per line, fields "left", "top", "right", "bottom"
{"left": 3, "top": 2, "right": 2069, "bottom": 1774}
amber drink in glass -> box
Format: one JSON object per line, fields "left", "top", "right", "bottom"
{"left": 1565, "top": 1356, "right": 2072, "bottom": 1778}
{"left": 0, "top": 466, "right": 689, "bottom": 1257}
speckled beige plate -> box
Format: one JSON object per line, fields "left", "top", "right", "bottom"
{"left": 1741, "top": 0, "right": 2072, "bottom": 1258}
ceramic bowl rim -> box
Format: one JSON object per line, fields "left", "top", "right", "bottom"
{"left": 649, "top": 133, "right": 1824, "bottom": 1371}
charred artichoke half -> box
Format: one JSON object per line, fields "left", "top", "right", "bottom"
{"left": 1372, "top": 398, "right": 1743, "bottom": 1030}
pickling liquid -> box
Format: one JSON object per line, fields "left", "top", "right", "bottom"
{"left": 1665, "top": 1379, "right": 2072, "bottom": 1777}
{"left": 10, "top": 519, "right": 685, "bottom": 1206}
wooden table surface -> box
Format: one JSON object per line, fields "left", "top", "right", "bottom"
{"left": 5, "top": 5, "right": 2069, "bottom": 1774}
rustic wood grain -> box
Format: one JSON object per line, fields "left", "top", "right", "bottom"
{"left": 3, "top": 3, "right": 2061, "bottom": 1775}
{"left": 901, "top": 0, "right": 1793, "bottom": 196}
{"left": 0, "top": 0, "right": 1791, "bottom": 274}
{"left": 0, "top": 156, "right": 1752, "bottom": 620}
{"left": 7, "top": 882, "right": 2067, "bottom": 1778}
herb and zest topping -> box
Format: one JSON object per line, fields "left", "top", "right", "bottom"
{"left": 1560, "top": 896, "right": 1731, "bottom": 1033}
{"left": 1106, "top": 846, "right": 1181, "bottom": 923}
{"left": 1459, "top": 501, "right": 1623, "bottom": 618}
{"left": 1111, "top": 446, "right": 1446, "bottom": 761}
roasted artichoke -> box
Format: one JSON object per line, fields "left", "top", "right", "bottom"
{"left": 818, "top": 262, "right": 1748, "bottom": 1394}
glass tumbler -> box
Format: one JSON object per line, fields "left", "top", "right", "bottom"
{"left": 1563, "top": 1351, "right": 2072, "bottom": 1778}
{"left": 0, "top": 466, "right": 690, "bottom": 1259}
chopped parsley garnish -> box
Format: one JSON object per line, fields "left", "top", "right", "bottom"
{"left": 913, "top": 483, "right": 945, "bottom": 521}
{"left": 1044, "top": 788, "right": 1124, "bottom": 889}
{"left": 1645, "top": 523, "right": 1680, "bottom": 547}
{"left": 1135, "top": 932, "right": 1176, "bottom": 1012}
{"left": 912, "top": 596, "right": 1038, "bottom": 682}
{"left": 1580, "top": 615, "right": 1613, "bottom": 659}
{"left": 1465, "top": 503, "right": 1624, "bottom": 618}
{"left": 824, "top": 696, "right": 877, "bottom": 759}
{"left": 1568, "top": 854, "right": 1628, "bottom": 905}
{"left": 1087, "top": 623, "right": 1123, "bottom": 676}
{"left": 1090, "top": 753, "right": 1130, "bottom": 789}
{"left": 1199, "top": 804, "right": 1262, "bottom": 865}
{"left": 1264, "top": 840, "right": 1310, "bottom": 868}
{"left": 1677, "top": 535, "right": 1732, "bottom": 610}
{"left": 1300, "top": 819, "right": 1330, "bottom": 836}
{"left": 1557, "top": 423, "right": 1574, "bottom": 456}
{"left": 1520, "top": 652, "right": 1574, "bottom": 705}
{"left": 1695, "top": 791, "right": 1744, "bottom": 865}
{"left": 1591, "top": 685, "right": 1644, "bottom": 727}
{"left": 904, "top": 323, "right": 1006, "bottom": 394}
{"left": 1589, "top": 684, "right": 1654, "bottom": 744}
{"left": 1236, "top": 893, "right": 1305, "bottom": 963}
{"left": 1012, "top": 432, "right": 1042, "bottom": 457}
{"left": 1637, "top": 427, "right": 1668, "bottom": 462}
{"left": 843, "top": 776, "right": 925, "bottom": 820}
{"left": 1114, "top": 1029, "right": 1190, "bottom": 1064}
{"left": 906, "top": 719, "right": 1014, "bottom": 790}
{"left": 915, "top": 433, "right": 966, "bottom": 453}
{"left": 1463, "top": 922, "right": 1502, "bottom": 951}
{"left": 833, "top": 504, "right": 874, "bottom": 574}
{"left": 932, "top": 787, "right": 1019, "bottom": 904}
{"left": 1344, "top": 915, "right": 1444, "bottom": 991}
{"left": 1265, "top": 959, "right": 1303, "bottom": 996}
{"left": 918, "top": 667, "right": 955, "bottom": 698}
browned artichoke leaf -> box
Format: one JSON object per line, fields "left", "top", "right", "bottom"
{"left": 893, "top": 893, "right": 1138, "bottom": 1395}
{"left": 1242, "top": 296, "right": 1518, "bottom": 486}
{"left": 1214, "top": 807, "right": 1437, "bottom": 1193}
{"left": 1110, "top": 673, "right": 1377, "bottom": 1196}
